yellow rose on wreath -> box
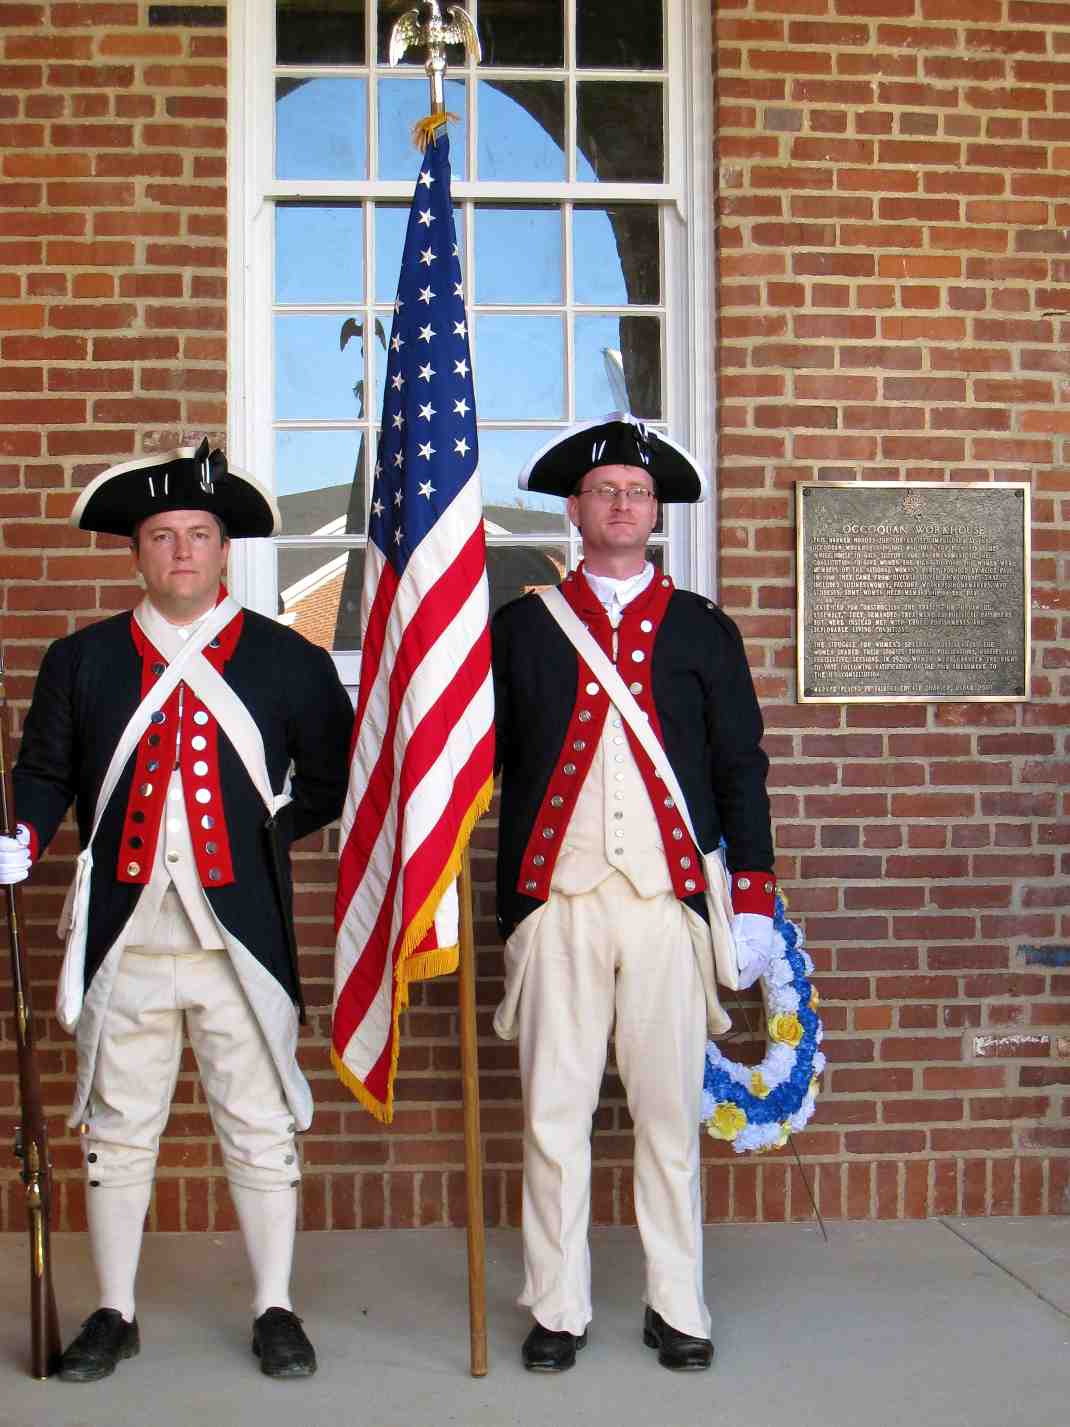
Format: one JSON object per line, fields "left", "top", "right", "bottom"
{"left": 769, "top": 1012, "right": 804, "bottom": 1048}
{"left": 750, "top": 1069, "right": 771, "bottom": 1099}
{"left": 707, "top": 1101, "right": 748, "bottom": 1141}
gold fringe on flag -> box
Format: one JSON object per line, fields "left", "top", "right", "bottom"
{"left": 412, "top": 111, "right": 458, "bottom": 152}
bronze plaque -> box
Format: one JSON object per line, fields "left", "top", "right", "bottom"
{"left": 797, "top": 482, "right": 1030, "bottom": 703}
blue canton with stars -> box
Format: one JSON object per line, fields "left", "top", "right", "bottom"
{"left": 370, "top": 132, "right": 478, "bottom": 576}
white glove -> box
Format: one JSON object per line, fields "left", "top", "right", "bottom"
{"left": 732, "top": 911, "right": 774, "bottom": 990}
{"left": 0, "top": 824, "right": 31, "bottom": 886}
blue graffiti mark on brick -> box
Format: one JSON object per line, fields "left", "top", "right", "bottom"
{"left": 1019, "top": 945, "right": 1070, "bottom": 966}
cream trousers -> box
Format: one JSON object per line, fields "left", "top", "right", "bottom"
{"left": 83, "top": 945, "right": 299, "bottom": 1192}
{"left": 516, "top": 875, "right": 710, "bottom": 1339}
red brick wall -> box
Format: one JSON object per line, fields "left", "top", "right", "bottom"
{"left": 1, "top": 3, "right": 1067, "bottom": 1233}
{"left": 714, "top": 0, "right": 1069, "bottom": 1218}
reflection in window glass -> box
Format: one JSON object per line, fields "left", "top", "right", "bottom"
{"left": 275, "top": 314, "right": 370, "bottom": 421}
{"left": 476, "top": 314, "right": 565, "bottom": 420}
{"left": 477, "top": 0, "right": 563, "bottom": 67}
{"left": 275, "top": 428, "right": 366, "bottom": 513}
{"left": 573, "top": 205, "right": 660, "bottom": 307}
{"left": 577, "top": 0, "right": 663, "bottom": 69}
{"left": 276, "top": 0, "right": 365, "bottom": 65}
{"left": 276, "top": 204, "right": 364, "bottom": 305}
{"left": 576, "top": 81, "right": 663, "bottom": 183}
{"left": 377, "top": 78, "right": 467, "bottom": 180}
{"left": 479, "top": 429, "right": 568, "bottom": 534}
{"left": 574, "top": 314, "right": 661, "bottom": 420}
{"left": 277, "top": 541, "right": 364, "bottom": 650}
{"left": 477, "top": 80, "right": 566, "bottom": 181}
{"left": 276, "top": 77, "right": 367, "bottom": 180}
{"left": 486, "top": 544, "right": 568, "bottom": 618}
{"left": 475, "top": 207, "right": 562, "bottom": 306}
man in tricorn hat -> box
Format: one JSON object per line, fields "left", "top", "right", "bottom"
{"left": 491, "top": 414, "right": 776, "bottom": 1373}
{"left": 0, "top": 441, "right": 353, "bottom": 1381}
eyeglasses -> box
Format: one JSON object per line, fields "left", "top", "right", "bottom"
{"left": 576, "top": 484, "right": 656, "bottom": 504}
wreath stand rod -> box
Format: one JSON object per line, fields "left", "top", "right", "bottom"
{"left": 727, "top": 987, "right": 829, "bottom": 1244}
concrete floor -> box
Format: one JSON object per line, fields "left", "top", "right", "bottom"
{"left": 1, "top": 1217, "right": 1067, "bottom": 1427}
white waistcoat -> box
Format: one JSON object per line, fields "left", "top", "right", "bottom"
{"left": 551, "top": 710, "right": 673, "bottom": 900}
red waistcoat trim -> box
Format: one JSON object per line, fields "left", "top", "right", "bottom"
{"left": 515, "top": 566, "right": 706, "bottom": 903}
{"left": 117, "top": 606, "right": 244, "bottom": 890}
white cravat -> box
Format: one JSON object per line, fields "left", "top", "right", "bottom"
{"left": 582, "top": 563, "right": 655, "bottom": 629}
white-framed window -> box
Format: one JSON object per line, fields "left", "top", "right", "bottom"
{"left": 228, "top": 0, "right": 716, "bottom": 684}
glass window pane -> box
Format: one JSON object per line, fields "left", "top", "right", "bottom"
{"left": 475, "top": 206, "right": 562, "bottom": 306}
{"left": 576, "top": 81, "right": 663, "bottom": 183}
{"left": 475, "top": 314, "right": 564, "bottom": 420}
{"left": 486, "top": 544, "right": 568, "bottom": 618}
{"left": 477, "top": 80, "right": 565, "bottom": 182}
{"left": 277, "top": 541, "right": 365, "bottom": 651}
{"left": 276, "top": 0, "right": 365, "bottom": 65}
{"left": 478, "top": 0, "right": 563, "bottom": 66}
{"left": 276, "top": 77, "right": 367, "bottom": 180}
{"left": 577, "top": 0, "right": 663, "bottom": 69}
{"left": 480, "top": 429, "right": 569, "bottom": 534}
{"left": 574, "top": 314, "right": 661, "bottom": 420}
{"left": 276, "top": 204, "right": 364, "bottom": 305}
{"left": 573, "top": 204, "right": 660, "bottom": 307}
{"left": 373, "top": 204, "right": 409, "bottom": 304}
{"left": 275, "top": 314, "right": 370, "bottom": 421}
{"left": 275, "top": 428, "right": 367, "bottom": 522}
{"left": 377, "top": 78, "right": 467, "bottom": 180}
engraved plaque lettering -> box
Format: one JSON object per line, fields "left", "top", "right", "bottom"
{"left": 797, "top": 483, "right": 1030, "bottom": 703}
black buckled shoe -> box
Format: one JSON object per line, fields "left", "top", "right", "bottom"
{"left": 522, "top": 1320, "right": 588, "bottom": 1372}
{"left": 58, "top": 1308, "right": 140, "bottom": 1382}
{"left": 643, "top": 1307, "right": 713, "bottom": 1371}
{"left": 252, "top": 1307, "right": 317, "bottom": 1378}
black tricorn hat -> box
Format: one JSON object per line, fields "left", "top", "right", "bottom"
{"left": 70, "top": 439, "right": 281, "bottom": 538}
{"left": 518, "top": 412, "right": 708, "bottom": 503}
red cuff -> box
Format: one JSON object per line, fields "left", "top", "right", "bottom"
{"left": 17, "top": 822, "right": 39, "bottom": 864}
{"left": 731, "top": 870, "right": 775, "bottom": 917}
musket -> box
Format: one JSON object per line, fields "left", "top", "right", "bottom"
{"left": 0, "top": 648, "right": 63, "bottom": 1378}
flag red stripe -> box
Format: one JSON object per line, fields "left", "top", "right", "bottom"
{"left": 331, "top": 622, "right": 491, "bottom": 1050}
{"left": 334, "top": 525, "right": 486, "bottom": 920}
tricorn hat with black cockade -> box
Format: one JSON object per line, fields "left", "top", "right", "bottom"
{"left": 518, "top": 412, "right": 708, "bottom": 504}
{"left": 69, "top": 438, "right": 281, "bottom": 538}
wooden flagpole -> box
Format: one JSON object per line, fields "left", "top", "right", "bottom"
{"left": 388, "top": 2, "right": 488, "bottom": 1377}
{"left": 458, "top": 846, "right": 488, "bottom": 1376}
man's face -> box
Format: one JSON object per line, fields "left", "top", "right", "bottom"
{"left": 132, "top": 509, "right": 229, "bottom": 621}
{"left": 566, "top": 463, "right": 659, "bottom": 561}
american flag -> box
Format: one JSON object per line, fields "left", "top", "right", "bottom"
{"left": 331, "top": 132, "right": 494, "bottom": 1123}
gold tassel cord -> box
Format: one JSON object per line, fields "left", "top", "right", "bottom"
{"left": 412, "top": 111, "right": 458, "bottom": 152}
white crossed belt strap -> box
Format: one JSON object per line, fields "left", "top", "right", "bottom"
{"left": 537, "top": 585, "right": 740, "bottom": 990}
{"left": 56, "top": 596, "right": 288, "bottom": 1027}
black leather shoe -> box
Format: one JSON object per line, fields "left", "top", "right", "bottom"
{"left": 643, "top": 1307, "right": 713, "bottom": 1371}
{"left": 252, "top": 1307, "right": 317, "bottom": 1378}
{"left": 58, "top": 1308, "right": 140, "bottom": 1382}
{"left": 522, "top": 1320, "right": 588, "bottom": 1371}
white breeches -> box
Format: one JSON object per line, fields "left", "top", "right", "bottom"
{"left": 83, "top": 946, "right": 299, "bottom": 1192}
{"left": 516, "top": 876, "right": 710, "bottom": 1339}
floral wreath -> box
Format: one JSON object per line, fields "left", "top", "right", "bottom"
{"left": 701, "top": 895, "right": 824, "bottom": 1154}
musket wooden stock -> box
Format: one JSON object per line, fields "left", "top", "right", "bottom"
{"left": 0, "top": 650, "right": 62, "bottom": 1379}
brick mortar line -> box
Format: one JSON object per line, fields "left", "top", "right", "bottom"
{"left": 938, "top": 1214, "right": 1070, "bottom": 1319}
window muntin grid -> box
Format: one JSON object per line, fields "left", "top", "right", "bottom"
{"left": 234, "top": 0, "right": 711, "bottom": 667}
